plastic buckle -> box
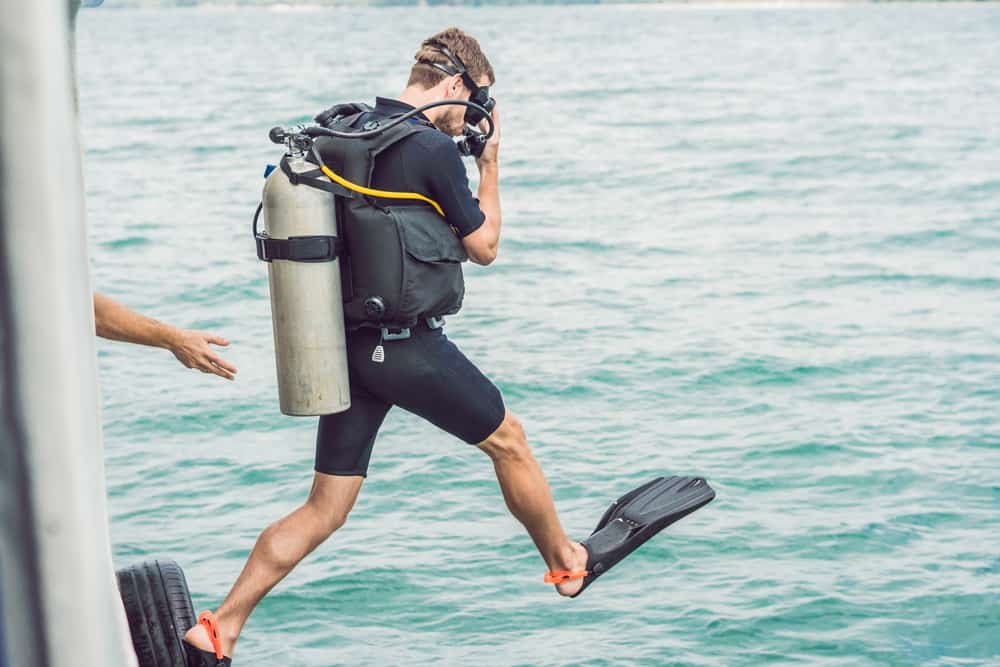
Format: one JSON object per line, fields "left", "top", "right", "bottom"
{"left": 425, "top": 316, "right": 445, "bottom": 330}
{"left": 255, "top": 234, "right": 273, "bottom": 262}
{"left": 380, "top": 326, "right": 411, "bottom": 341}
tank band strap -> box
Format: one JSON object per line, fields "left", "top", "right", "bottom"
{"left": 279, "top": 156, "right": 354, "bottom": 199}
{"left": 256, "top": 234, "right": 341, "bottom": 263}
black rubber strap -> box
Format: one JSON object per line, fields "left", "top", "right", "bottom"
{"left": 314, "top": 102, "right": 373, "bottom": 128}
{"left": 279, "top": 156, "right": 354, "bottom": 199}
{"left": 256, "top": 234, "right": 341, "bottom": 263}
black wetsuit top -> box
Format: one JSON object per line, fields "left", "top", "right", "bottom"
{"left": 364, "top": 97, "right": 485, "bottom": 238}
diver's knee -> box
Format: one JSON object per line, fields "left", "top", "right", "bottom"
{"left": 506, "top": 413, "right": 527, "bottom": 443}
{"left": 305, "top": 497, "right": 350, "bottom": 538}
{"left": 478, "top": 412, "right": 530, "bottom": 461}
{"left": 324, "top": 510, "right": 349, "bottom": 536}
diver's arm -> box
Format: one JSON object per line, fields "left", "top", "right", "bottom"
{"left": 93, "top": 292, "right": 237, "bottom": 380}
{"left": 463, "top": 161, "right": 501, "bottom": 266}
{"left": 463, "top": 106, "right": 502, "bottom": 266}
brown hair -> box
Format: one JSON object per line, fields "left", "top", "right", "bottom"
{"left": 407, "top": 27, "right": 495, "bottom": 90}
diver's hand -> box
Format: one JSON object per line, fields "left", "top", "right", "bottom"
{"left": 169, "top": 329, "right": 238, "bottom": 381}
{"left": 476, "top": 104, "right": 500, "bottom": 166}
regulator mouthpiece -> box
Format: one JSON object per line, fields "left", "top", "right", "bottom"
{"left": 456, "top": 128, "right": 488, "bottom": 159}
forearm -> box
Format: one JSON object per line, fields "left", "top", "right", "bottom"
{"left": 93, "top": 292, "right": 178, "bottom": 350}
{"left": 476, "top": 161, "right": 502, "bottom": 254}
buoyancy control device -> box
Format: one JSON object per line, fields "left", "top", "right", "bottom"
{"left": 315, "top": 105, "right": 468, "bottom": 328}
{"left": 255, "top": 99, "right": 494, "bottom": 417}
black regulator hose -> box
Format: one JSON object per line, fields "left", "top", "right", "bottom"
{"left": 296, "top": 99, "right": 495, "bottom": 142}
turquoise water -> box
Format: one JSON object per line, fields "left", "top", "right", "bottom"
{"left": 77, "top": 5, "right": 999, "bottom": 665}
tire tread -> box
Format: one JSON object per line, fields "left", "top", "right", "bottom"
{"left": 116, "top": 558, "right": 197, "bottom": 667}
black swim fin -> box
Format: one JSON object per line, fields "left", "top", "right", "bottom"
{"left": 570, "top": 476, "right": 715, "bottom": 598}
{"left": 185, "top": 642, "right": 232, "bottom": 667}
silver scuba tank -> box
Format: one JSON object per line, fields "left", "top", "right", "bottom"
{"left": 259, "top": 144, "right": 350, "bottom": 416}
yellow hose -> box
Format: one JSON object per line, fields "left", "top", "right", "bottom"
{"left": 319, "top": 164, "right": 444, "bottom": 217}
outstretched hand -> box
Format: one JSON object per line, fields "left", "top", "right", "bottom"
{"left": 169, "top": 330, "right": 238, "bottom": 381}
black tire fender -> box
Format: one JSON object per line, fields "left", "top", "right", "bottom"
{"left": 116, "top": 558, "right": 196, "bottom": 667}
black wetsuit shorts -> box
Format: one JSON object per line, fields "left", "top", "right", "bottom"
{"left": 314, "top": 322, "right": 506, "bottom": 477}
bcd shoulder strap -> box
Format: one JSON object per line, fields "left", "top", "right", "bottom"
{"left": 312, "top": 109, "right": 437, "bottom": 188}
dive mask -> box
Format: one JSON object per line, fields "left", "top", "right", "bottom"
{"left": 464, "top": 83, "right": 495, "bottom": 126}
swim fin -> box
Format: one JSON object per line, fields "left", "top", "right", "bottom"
{"left": 546, "top": 476, "right": 715, "bottom": 598}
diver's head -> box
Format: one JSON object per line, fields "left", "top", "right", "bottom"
{"left": 400, "top": 27, "right": 495, "bottom": 137}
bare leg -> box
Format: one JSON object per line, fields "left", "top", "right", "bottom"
{"left": 184, "top": 472, "right": 364, "bottom": 656}
{"left": 477, "top": 410, "right": 588, "bottom": 597}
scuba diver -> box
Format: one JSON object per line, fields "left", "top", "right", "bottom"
{"left": 183, "top": 27, "right": 714, "bottom": 667}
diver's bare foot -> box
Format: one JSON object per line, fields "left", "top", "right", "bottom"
{"left": 553, "top": 542, "right": 589, "bottom": 597}
{"left": 183, "top": 622, "right": 213, "bottom": 652}
{"left": 183, "top": 614, "right": 236, "bottom": 657}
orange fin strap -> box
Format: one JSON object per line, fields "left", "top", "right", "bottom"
{"left": 197, "top": 611, "right": 225, "bottom": 661}
{"left": 544, "top": 570, "right": 588, "bottom": 584}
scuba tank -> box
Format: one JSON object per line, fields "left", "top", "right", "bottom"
{"left": 256, "top": 131, "right": 350, "bottom": 416}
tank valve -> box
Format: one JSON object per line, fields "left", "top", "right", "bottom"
{"left": 269, "top": 125, "right": 310, "bottom": 158}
